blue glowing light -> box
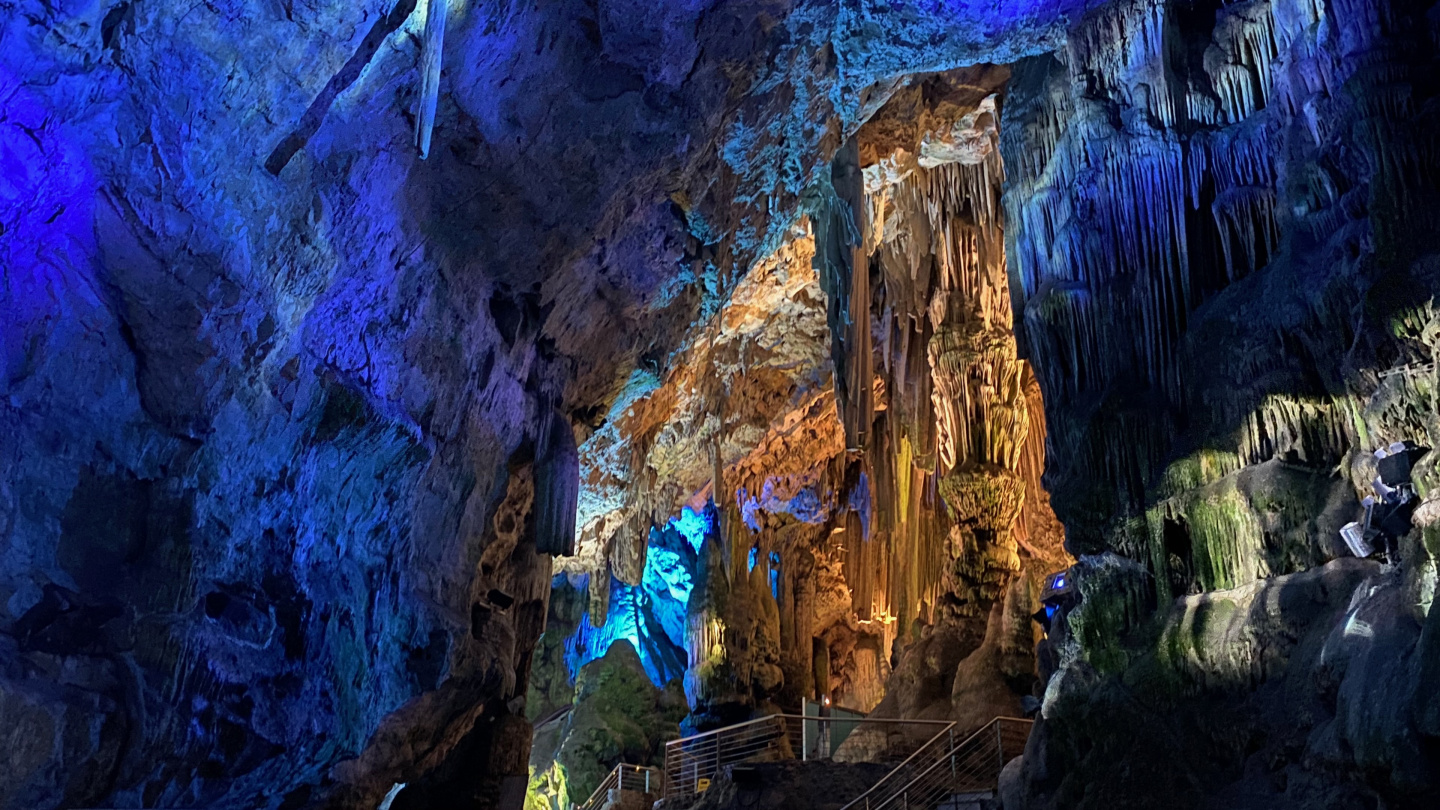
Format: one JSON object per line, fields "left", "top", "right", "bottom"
{"left": 738, "top": 487, "right": 763, "bottom": 532}
{"left": 646, "top": 546, "right": 694, "bottom": 604}
{"left": 562, "top": 507, "right": 713, "bottom": 687}
{"left": 747, "top": 546, "right": 759, "bottom": 572}
{"left": 848, "top": 472, "right": 872, "bottom": 541}
{"left": 669, "top": 506, "right": 711, "bottom": 553}
{"left": 564, "top": 574, "right": 645, "bottom": 679}
{"left": 768, "top": 551, "right": 781, "bottom": 600}
{"left": 785, "top": 487, "right": 825, "bottom": 523}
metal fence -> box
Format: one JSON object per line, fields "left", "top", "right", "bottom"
{"left": 662, "top": 714, "right": 956, "bottom": 800}
{"left": 841, "top": 717, "right": 1033, "bottom": 810}
{"left": 576, "top": 763, "right": 661, "bottom": 810}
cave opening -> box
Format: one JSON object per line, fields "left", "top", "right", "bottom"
{"left": 522, "top": 62, "right": 1078, "bottom": 810}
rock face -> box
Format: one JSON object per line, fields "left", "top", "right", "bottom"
{"left": 1018, "top": 556, "right": 1440, "bottom": 808}
{"left": 2, "top": 0, "right": 1438, "bottom": 807}
{"left": 1003, "top": 0, "right": 1440, "bottom": 578}
{"left": 994, "top": 0, "right": 1440, "bottom": 803}
{"left": 526, "top": 644, "right": 685, "bottom": 810}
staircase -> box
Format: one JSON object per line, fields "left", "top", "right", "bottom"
{"left": 660, "top": 713, "right": 957, "bottom": 800}
{"left": 576, "top": 763, "right": 661, "bottom": 810}
{"left": 839, "top": 717, "right": 1033, "bottom": 810}
{"left": 595, "top": 713, "right": 1030, "bottom": 808}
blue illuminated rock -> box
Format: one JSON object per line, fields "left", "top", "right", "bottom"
{"left": 1, "top": 0, "right": 1436, "bottom": 806}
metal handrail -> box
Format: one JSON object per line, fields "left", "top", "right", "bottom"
{"left": 577, "top": 763, "right": 661, "bottom": 810}
{"left": 838, "top": 721, "right": 958, "bottom": 810}
{"left": 848, "top": 717, "right": 1032, "bottom": 810}
{"left": 663, "top": 714, "right": 955, "bottom": 799}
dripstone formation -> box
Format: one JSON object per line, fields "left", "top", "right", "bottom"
{"left": 1, "top": 0, "right": 1436, "bottom": 809}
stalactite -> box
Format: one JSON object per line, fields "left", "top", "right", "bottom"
{"left": 814, "top": 138, "right": 873, "bottom": 452}
{"left": 845, "top": 507, "right": 873, "bottom": 621}
{"left": 1211, "top": 185, "right": 1279, "bottom": 282}
{"left": 848, "top": 109, "right": 1032, "bottom": 611}
{"left": 872, "top": 413, "right": 897, "bottom": 533}
{"left": 414, "top": 0, "right": 447, "bottom": 159}
{"left": 534, "top": 409, "right": 579, "bottom": 556}
{"left": 1005, "top": 57, "right": 1286, "bottom": 429}
{"left": 589, "top": 565, "right": 611, "bottom": 628}
{"left": 1066, "top": 0, "right": 1179, "bottom": 127}
{"left": 1000, "top": 2, "right": 1305, "bottom": 536}
{"left": 1199, "top": 0, "right": 1280, "bottom": 125}
{"left": 1236, "top": 395, "right": 1355, "bottom": 466}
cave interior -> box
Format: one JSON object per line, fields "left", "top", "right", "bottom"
{"left": 2, "top": 0, "right": 1440, "bottom": 808}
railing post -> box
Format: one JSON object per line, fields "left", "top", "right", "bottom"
{"left": 995, "top": 720, "right": 1004, "bottom": 773}
{"left": 949, "top": 726, "right": 956, "bottom": 782}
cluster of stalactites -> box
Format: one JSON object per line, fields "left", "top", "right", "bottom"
{"left": 929, "top": 319, "right": 1028, "bottom": 475}
{"left": 834, "top": 122, "right": 1033, "bottom": 611}
{"left": 866, "top": 143, "right": 1027, "bottom": 470}
{"left": 866, "top": 140, "right": 1018, "bottom": 475}
{"left": 1064, "top": 0, "right": 1291, "bottom": 130}
{"left": 1005, "top": 45, "right": 1283, "bottom": 422}
{"left": 996, "top": 0, "right": 1440, "bottom": 559}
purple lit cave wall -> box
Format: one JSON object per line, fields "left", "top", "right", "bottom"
{"left": 2, "top": 0, "right": 1440, "bottom": 809}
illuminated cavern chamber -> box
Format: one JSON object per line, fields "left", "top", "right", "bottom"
{"left": 3, "top": 0, "right": 1438, "bottom": 805}
{"left": 526, "top": 0, "right": 1440, "bottom": 802}
{"left": 525, "top": 68, "right": 1074, "bottom": 808}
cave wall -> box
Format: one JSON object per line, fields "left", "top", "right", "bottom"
{"left": 996, "top": 0, "right": 1440, "bottom": 805}
{"left": 1, "top": 0, "right": 1094, "bottom": 806}
{"left": 1003, "top": 0, "right": 1440, "bottom": 578}
{"left": 6, "top": 0, "right": 1439, "bottom": 806}
{"left": 0, "top": 1, "right": 566, "bottom": 803}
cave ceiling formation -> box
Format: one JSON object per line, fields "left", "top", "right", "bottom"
{"left": 1, "top": 0, "right": 1438, "bottom": 808}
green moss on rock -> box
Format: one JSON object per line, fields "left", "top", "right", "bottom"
{"left": 1145, "top": 460, "right": 1356, "bottom": 603}
{"left": 1066, "top": 554, "right": 1155, "bottom": 675}
{"left": 548, "top": 643, "right": 687, "bottom": 806}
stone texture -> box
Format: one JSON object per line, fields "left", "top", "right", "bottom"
{"left": 526, "top": 643, "right": 685, "bottom": 810}
{"left": 2, "top": 0, "right": 1438, "bottom": 806}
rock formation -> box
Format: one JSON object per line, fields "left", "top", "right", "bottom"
{"left": 1, "top": 0, "right": 1436, "bottom": 808}
{"left": 996, "top": 0, "right": 1440, "bottom": 803}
